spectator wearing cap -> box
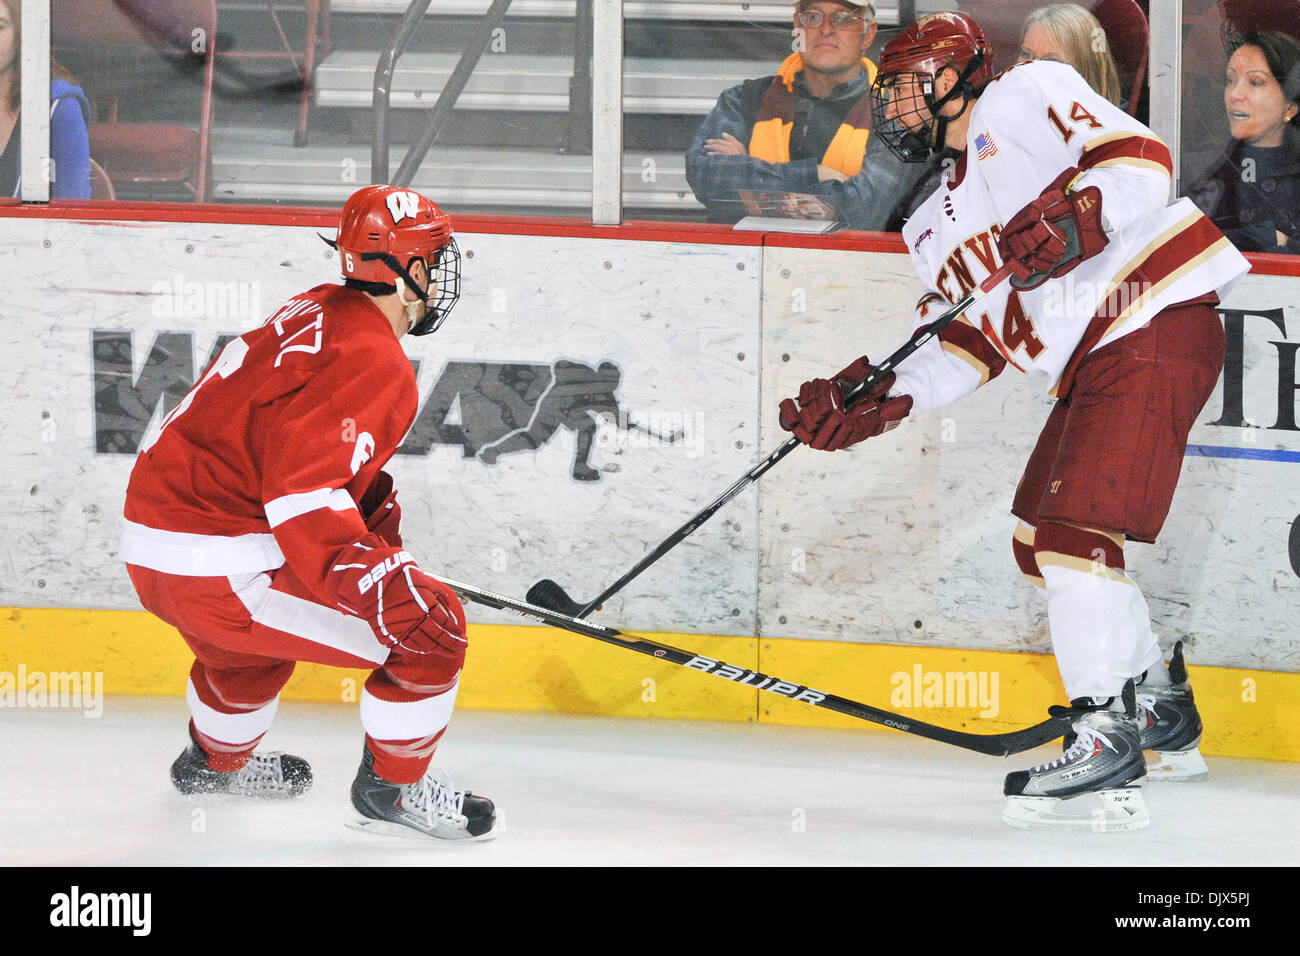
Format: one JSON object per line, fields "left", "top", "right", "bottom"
{"left": 685, "top": 0, "right": 933, "bottom": 229}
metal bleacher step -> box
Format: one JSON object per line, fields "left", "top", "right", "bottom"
{"left": 211, "top": 126, "right": 702, "bottom": 212}
{"left": 314, "top": 50, "right": 773, "bottom": 114}
{"left": 327, "top": 0, "right": 900, "bottom": 23}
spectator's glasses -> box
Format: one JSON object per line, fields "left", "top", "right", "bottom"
{"left": 794, "top": 9, "right": 865, "bottom": 31}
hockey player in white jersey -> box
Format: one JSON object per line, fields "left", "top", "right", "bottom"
{"left": 778, "top": 12, "right": 1250, "bottom": 830}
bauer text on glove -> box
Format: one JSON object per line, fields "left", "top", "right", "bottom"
{"left": 333, "top": 538, "right": 467, "bottom": 655}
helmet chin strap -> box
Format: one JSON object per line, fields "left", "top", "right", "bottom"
{"left": 332, "top": 248, "right": 441, "bottom": 332}
{"left": 929, "top": 109, "right": 951, "bottom": 157}
{"left": 922, "top": 49, "right": 986, "bottom": 156}
{"left": 369, "top": 251, "right": 430, "bottom": 332}
{"left": 396, "top": 278, "right": 424, "bottom": 332}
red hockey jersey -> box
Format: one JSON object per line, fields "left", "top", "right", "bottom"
{"left": 121, "top": 284, "right": 418, "bottom": 608}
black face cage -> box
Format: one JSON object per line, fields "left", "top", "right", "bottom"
{"left": 410, "top": 236, "right": 462, "bottom": 336}
{"left": 869, "top": 71, "right": 940, "bottom": 163}
{"left": 870, "top": 49, "right": 988, "bottom": 164}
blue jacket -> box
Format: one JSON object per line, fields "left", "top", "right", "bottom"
{"left": 2, "top": 78, "right": 92, "bottom": 199}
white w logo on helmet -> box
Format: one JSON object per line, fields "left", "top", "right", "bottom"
{"left": 386, "top": 190, "right": 422, "bottom": 224}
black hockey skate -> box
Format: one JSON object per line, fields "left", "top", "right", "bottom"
{"left": 1003, "top": 680, "right": 1148, "bottom": 831}
{"left": 170, "top": 726, "right": 312, "bottom": 798}
{"left": 346, "top": 745, "right": 498, "bottom": 842}
{"left": 1137, "top": 641, "right": 1209, "bottom": 781}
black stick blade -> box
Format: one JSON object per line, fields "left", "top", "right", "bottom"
{"left": 525, "top": 579, "right": 587, "bottom": 617}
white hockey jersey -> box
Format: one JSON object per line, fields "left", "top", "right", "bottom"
{"left": 891, "top": 59, "right": 1251, "bottom": 408}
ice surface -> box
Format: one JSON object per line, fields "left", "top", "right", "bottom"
{"left": 1, "top": 697, "right": 1296, "bottom": 866}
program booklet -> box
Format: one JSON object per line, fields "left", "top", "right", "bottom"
{"left": 733, "top": 190, "right": 845, "bottom": 233}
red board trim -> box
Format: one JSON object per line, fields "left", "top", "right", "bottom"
{"left": 0, "top": 199, "right": 1294, "bottom": 273}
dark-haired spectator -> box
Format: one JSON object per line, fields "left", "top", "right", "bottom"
{"left": 1189, "top": 30, "right": 1300, "bottom": 254}
{"left": 0, "top": 0, "right": 91, "bottom": 199}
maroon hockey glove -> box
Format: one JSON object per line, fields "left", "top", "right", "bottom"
{"left": 359, "top": 470, "right": 402, "bottom": 547}
{"left": 997, "top": 169, "right": 1108, "bottom": 290}
{"left": 336, "top": 541, "right": 467, "bottom": 656}
{"left": 779, "top": 356, "right": 913, "bottom": 452}
{"left": 832, "top": 355, "right": 886, "bottom": 393}
{"left": 778, "top": 355, "right": 892, "bottom": 435}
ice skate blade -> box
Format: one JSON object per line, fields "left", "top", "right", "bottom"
{"left": 1003, "top": 788, "right": 1150, "bottom": 832}
{"left": 344, "top": 811, "right": 499, "bottom": 843}
{"left": 1144, "top": 747, "right": 1209, "bottom": 782}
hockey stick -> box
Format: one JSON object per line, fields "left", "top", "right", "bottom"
{"left": 528, "top": 262, "right": 1017, "bottom": 618}
{"left": 439, "top": 575, "right": 1071, "bottom": 756}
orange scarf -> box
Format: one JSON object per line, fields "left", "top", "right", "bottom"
{"left": 747, "top": 53, "right": 878, "bottom": 177}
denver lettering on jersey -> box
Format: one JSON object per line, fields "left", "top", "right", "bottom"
{"left": 916, "top": 241, "right": 1010, "bottom": 388}
{"left": 935, "top": 227, "right": 1002, "bottom": 302}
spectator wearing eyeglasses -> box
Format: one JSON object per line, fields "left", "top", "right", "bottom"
{"left": 686, "top": 0, "right": 933, "bottom": 229}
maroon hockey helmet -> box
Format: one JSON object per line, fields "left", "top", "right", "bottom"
{"left": 870, "top": 11, "right": 996, "bottom": 161}
{"left": 323, "top": 184, "right": 462, "bottom": 335}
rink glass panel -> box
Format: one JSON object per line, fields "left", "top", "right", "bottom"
{"left": 45, "top": 0, "right": 598, "bottom": 214}
{"left": 1176, "top": 0, "right": 1300, "bottom": 244}
{"left": 30, "top": 2, "right": 1243, "bottom": 225}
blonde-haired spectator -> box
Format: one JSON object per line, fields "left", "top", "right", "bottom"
{"left": 1018, "top": 3, "right": 1123, "bottom": 106}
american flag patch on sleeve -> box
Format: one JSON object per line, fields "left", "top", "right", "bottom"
{"left": 975, "top": 132, "right": 998, "bottom": 160}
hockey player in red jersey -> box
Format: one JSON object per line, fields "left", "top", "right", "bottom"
{"left": 121, "top": 184, "right": 496, "bottom": 841}
{"left": 778, "top": 12, "right": 1249, "bottom": 830}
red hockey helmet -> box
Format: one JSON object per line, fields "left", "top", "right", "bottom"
{"left": 871, "top": 12, "right": 996, "bottom": 161}
{"left": 324, "top": 184, "right": 462, "bottom": 335}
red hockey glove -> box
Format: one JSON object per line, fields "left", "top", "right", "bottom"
{"left": 359, "top": 470, "right": 402, "bottom": 547}
{"left": 335, "top": 540, "right": 466, "bottom": 656}
{"left": 778, "top": 356, "right": 913, "bottom": 452}
{"left": 997, "top": 169, "right": 1108, "bottom": 290}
